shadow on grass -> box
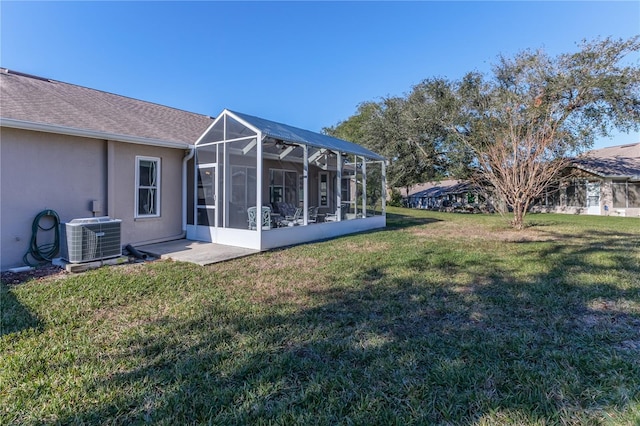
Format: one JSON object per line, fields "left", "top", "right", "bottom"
{"left": 385, "top": 211, "right": 442, "bottom": 230}
{"left": 1, "top": 284, "right": 42, "bottom": 336}
{"left": 46, "top": 223, "right": 640, "bottom": 424}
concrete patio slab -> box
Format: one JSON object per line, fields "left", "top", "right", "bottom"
{"left": 136, "top": 239, "right": 259, "bottom": 266}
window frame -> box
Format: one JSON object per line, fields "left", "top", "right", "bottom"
{"left": 135, "top": 156, "right": 161, "bottom": 218}
{"left": 269, "top": 168, "right": 298, "bottom": 206}
{"left": 629, "top": 182, "right": 640, "bottom": 208}
{"left": 318, "top": 172, "right": 329, "bottom": 207}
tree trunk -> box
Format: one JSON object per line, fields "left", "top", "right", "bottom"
{"left": 512, "top": 202, "right": 526, "bottom": 230}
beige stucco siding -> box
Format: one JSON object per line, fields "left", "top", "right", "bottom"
{"left": 1, "top": 128, "right": 107, "bottom": 269}
{"left": 108, "top": 141, "right": 184, "bottom": 247}
{"left": 1, "top": 128, "right": 187, "bottom": 270}
{"left": 530, "top": 176, "right": 640, "bottom": 217}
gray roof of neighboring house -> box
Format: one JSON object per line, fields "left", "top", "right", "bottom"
{"left": 571, "top": 142, "right": 640, "bottom": 178}
{"left": 401, "top": 179, "right": 475, "bottom": 198}
{"left": 0, "top": 68, "right": 213, "bottom": 146}
{"left": 229, "top": 110, "right": 385, "bottom": 161}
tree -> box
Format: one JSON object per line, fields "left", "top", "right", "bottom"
{"left": 324, "top": 102, "right": 388, "bottom": 210}
{"left": 451, "top": 37, "right": 640, "bottom": 229}
{"left": 326, "top": 85, "right": 457, "bottom": 196}
{"left": 326, "top": 37, "right": 640, "bottom": 228}
{"left": 323, "top": 101, "right": 378, "bottom": 146}
{"left": 368, "top": 96, "right": 438, "bottom": 192}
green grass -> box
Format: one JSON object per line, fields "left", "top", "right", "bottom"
{"left": 2, "top": 208, "right": 639, "bottom": 425}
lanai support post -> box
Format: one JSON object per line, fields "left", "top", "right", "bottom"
{"left": 256, "top": 132, "right": 263, "bottom": 246}
{"left": 382, "top": 160, "right": 387, "bottom": 216}
{"left": 362, "top": 157, "right": 367, "bottom": 217}
{"left": 303, "top": 145, "right": 309, "bottom": 226}
{"left": 337, "top": 152, "right": 342, "bottom": 221}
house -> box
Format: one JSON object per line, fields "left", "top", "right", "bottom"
{"left": 401, "top": 179, "right": 485, "bottom": 211}
{"left": 532, "top": 143, "right": 640, "bottom": 217}
{"left": 401, "top": 143, "right": 639, "bottom": 218}
{"left": 0, "top": 68, "right": 386, "bottom": 270}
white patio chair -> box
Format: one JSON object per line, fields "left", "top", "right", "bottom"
{"left": 325, "top": 204, "right": 348, "bottom": 222}
{"left": 247, "top": 206, "right": 271, "bottom": 230}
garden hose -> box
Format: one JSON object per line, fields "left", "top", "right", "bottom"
{"left": 23, "top": 209, "right": 61, "bottom": 266}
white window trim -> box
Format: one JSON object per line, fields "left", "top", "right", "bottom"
{"left": 269, "top": 168, "right": 298, "bottom": 204}
{"left": 135, "top": 156, "right": 161, "bottom": 218}
{"left": 318, "top": 171, "right": 329, "bottom": 207}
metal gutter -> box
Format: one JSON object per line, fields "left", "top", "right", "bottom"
{"left": 182, "top": 147, "right": 196, "bottom": 233}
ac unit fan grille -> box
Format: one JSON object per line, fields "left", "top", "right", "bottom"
{"left": 61, "top": 217, "right": 122, "bottom": 263}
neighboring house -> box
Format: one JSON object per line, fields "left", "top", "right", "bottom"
{"left": 1, "top": 68, "right": 385, "bottom": 270}
{"left": 532, "top": 143, "right": 640, "bottom": 217}
{"left": 401, "top": 179, "right": 487, "bottom": 211}
{"left": 401, "top": 144, "right": 639, "bottom": 218}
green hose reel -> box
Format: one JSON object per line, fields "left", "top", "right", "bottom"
{"left": 23, "top": 209, "right": 61, "bottom": 266}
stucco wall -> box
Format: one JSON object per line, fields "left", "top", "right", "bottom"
{"left": 109, "top": 141, "right": 184, "bottom": 247}
{"left": 601, "top": 180, "right": 613, "bottom": 215}
{"left": 530, "top": 205, "right": 588, "bottom": 214}
{"left": 530, "top": 177, "right": 640, "bottom": 217}
{"left": 261, "top": 160, "right": 338, "bottom": 214}
{"left": 1, "top": 128, "right": 107, "bottom": 270}
{"left": 1, "top": 128, "right": 186, "bottom": 270}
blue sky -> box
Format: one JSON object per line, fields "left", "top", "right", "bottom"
{"left": 1, "top": 1, "right": 639, "bottom": 149}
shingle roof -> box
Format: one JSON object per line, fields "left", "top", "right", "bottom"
{"left": 0, "top": 68, "right": 213, "bottom": 146}
{"left": 400, "top": 179, "right": 473, "bottom": 198}
{"left": 571, "top": 142, "right": 640, "bottom": 178}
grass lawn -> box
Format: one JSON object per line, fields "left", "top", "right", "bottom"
{"left": 2, "top": 208, "right": 639, "bottom": 425}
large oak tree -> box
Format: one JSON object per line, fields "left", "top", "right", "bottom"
{"left": 328, "top": 37, "right": 640, "bottom": 229}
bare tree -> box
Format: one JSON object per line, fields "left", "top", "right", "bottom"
{"left": 470, "top": 113, "right": 572, "bottom": 227}
{"left": 454, "top": 37, "right": 640, "bottom": 229}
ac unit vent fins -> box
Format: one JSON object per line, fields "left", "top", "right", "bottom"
{"left": 60, "top": 217, "right": 122, "bottom": 263}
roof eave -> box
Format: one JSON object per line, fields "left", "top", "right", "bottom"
{"left": 570, "top": 163, "right": 607, "bottom": 178}
{"left": 1, "top": 118, "right": 193, "bottom": 149}
{"left": 607, "top": 175, "right": 638, "bottom": 180}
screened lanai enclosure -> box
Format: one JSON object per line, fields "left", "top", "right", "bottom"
{"left": 186, "top": 110, "right": 386, "bottom": 250}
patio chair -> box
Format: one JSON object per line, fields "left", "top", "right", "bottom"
{"left": 276, "top": 202, "right": 295, "bottom": 218}
{"left": 325, "top": 204, "right": 348, "bottom": 222}
{"left": 279, "top": 207, "right": 302, "bottom": 227}
{"left": 308, "top": 206, "right": 318, "bottom": 223}
{"left": 247, "top": 206, "right": 271, "bottom": 230}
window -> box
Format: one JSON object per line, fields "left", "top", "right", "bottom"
{"left": 630, "top": 183, "right": 640, "bottom": 208}
{"left": 566, "top": 180, "right": 586, "bottom": 207}
{"left": 546, "top": 184, "right": 560, "bottom": 206}
{"left": 136, "top": 156, "right": 160, "bottom": 217}
{"left": 612, "top": 181, "right": 640, "bottom": 208}
{"left": 269, "top": 169, "right": 297, "bottom": 205}
{"left": 612, "top": 181, "right": 627, "bottom": 208}
{"left": 319, "top": 172, "right": 328, "bottom": 207}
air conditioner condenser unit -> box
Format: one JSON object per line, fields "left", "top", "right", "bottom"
{"left": 60, "top": 217, "right": 122, "bottom": 263}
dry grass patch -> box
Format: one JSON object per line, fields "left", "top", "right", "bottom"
{"left": 331, "top": 239, "right": 391, "bottom": 253}
{"left": 256, "top": 252, "right": 322, "bottom": 271}
{"left": 91, "top": 300, "right": 177, "bottom": 332}
{"left": 409, "top": 218, "right": 556, "bottom": 243}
